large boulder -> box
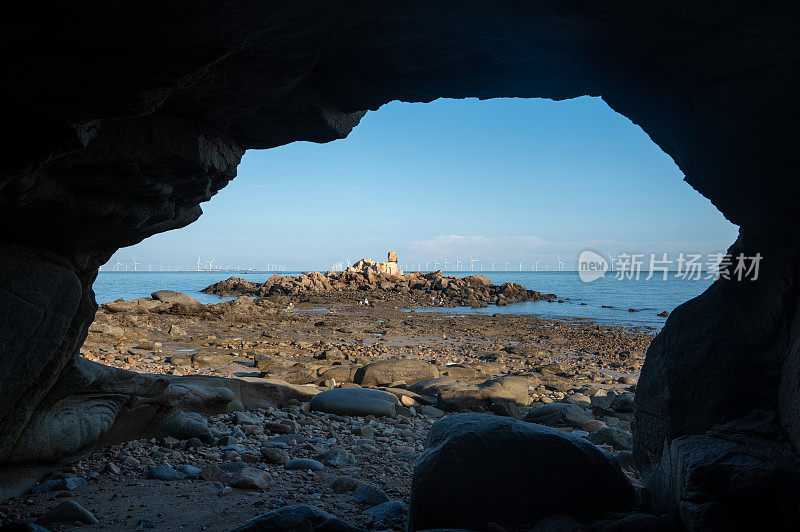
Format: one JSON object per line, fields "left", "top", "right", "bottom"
{"left": 310, "top": 388, "right": 399, "bottom": 417}
{"left": 354, "top": 359, "right": 440, "bottom": 387}
{"left": 408, "top": 414, "right": 634, "bottom": 531}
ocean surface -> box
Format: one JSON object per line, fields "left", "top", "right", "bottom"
{"left": 93, "top": 270, "right": 713, "bottom": 330}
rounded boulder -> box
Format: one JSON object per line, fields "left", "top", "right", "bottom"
{"left": 408, "top": 413, "right": 634, "bottom": 531}
{"left": 310, "top": 388, "right": 399, "bottom": 417}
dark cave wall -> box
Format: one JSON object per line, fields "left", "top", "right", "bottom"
{"left": 1, "top": 1, "right": 799, "bottom": 523}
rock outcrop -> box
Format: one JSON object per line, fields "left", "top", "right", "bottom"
{"left": 2, "top": 4, "right": 800, "bottom": 528}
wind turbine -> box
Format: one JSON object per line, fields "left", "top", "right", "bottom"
{"left": 479, "top": 262, "right": 484, "bottom": 271}
{"left": 132, "top": 258, "right": 139, "bottom": 272}
{"left": 434, "top": 260, "right": 440, "bottom": 270}
{"left": 207, "top": 259, "right": 215, "bottom": 271}
{"left": 608, "top": 255, "right": 616, "bottom": 272}
{"left": 148, "top": 264, "right": 152, "bottom": 271}
{"left": 535, "top": 260, "right": 542, "bottom": 271}
{"left": 444, "top": 260, "right": 450, "bottom": 271}
{"left": 470, "top": 258, "right": 478, "bottom": 271}
{"left": 557, "top": 257, "right": 565, "bottom": 271}
{"left": 491, "top": 261, "right": 496, "bottom": 271}
{"left": 425, "top": 261, "right": 431, "bottom": 271}
{"left": 503, "top": 261, "right": 510, "bottom": 271}
{"left": 455, "top": 259, "right": 462, "bottom": 271}
{"left": 197, "top": 255, "right": 202, "bottom": 271}
{"left": 114, "top": 258, "right": 123, "bottom": 271}
{"left": 519, "top": 261, "right": 523, "bottom": 271}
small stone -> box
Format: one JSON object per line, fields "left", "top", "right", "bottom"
{"left": 136, "top": 518, "right": 156, "bottom": 529}
{"left": 62, "top": 476, "right": 88, "bottom": 490}
{"left": 234, "top": 411, "right": 260, "bottom": 425}
{"left": 565, "top": 393, "right": 591, "bottom": 406}
{"left": 359, "top": 425, "right": 375, "bottom": 439}
{"left": 314, "top": 448, "right": 356, "bottom": 468}
{"left": 260, "top": 447, "right": 290, "bottom": 465}
{"left": 230, "top": 468, "right": 270, "bottom": 490}
{"left": 420, "top": 405, "right": 445, "bottom": 418}
{"left": 264, "top": 421, "right": 292, "bottom": 434}
{"left": 364, "top": 500, "right": 409, "bottom": 523}
{"left": 284, "top": 458, "right": 324, "bottom": 471}
{"left": 330, "top": 476, "right": 360, "bottom": 494}
{"left": 400, "top": 395, "right": 416, "bottom": 407}
{"left": 353, "top": 483, "right": 390, "bottom": 506}
{"left": 609, "top": 393, "right": 635, "bottom": 413}
{"left": 122, "top": 456, "right": 140, "bottom": 467}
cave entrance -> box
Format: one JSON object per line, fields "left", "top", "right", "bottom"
{"left": 100, "top": 96, "right": 737, "bottom": 328}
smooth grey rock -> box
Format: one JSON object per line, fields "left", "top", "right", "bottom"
{"left": 176, "top": 464, "right": 202, "bottom": 478}
{"left": 147, "top": 464, "right": 181, "bottom": 481}
{"left": 354, "top": 359, "right": 440, "bottom": 387}
{"left": 353, "top": 483, "right": 390, "bottom": 506}
{"left": 232, "top": 505, "right": 335, "bottom": 531}
{"left": 37, "top": 500, "right": 98, "bottom": 525}
{"left": 311, "top": 388, "right": 398, "bottom": 417}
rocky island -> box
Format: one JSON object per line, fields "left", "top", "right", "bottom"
{"left": 203, "top": 252, "right": 557, "bottom": 308}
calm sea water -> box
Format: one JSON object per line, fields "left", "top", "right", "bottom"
{"left": 93, "top": 270, "right": 712, "bottom": 330}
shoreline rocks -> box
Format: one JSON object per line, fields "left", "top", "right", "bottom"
{"left": 201, "top": 256, "right": 556, "bottom": 308}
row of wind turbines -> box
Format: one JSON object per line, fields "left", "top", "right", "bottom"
{"left": 104, "top": 256, "right": 285, "bottom": 272}
{"left": 330, "top": 257, "right": 569, "bottom": 272}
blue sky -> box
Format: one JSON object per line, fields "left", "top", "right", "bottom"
{"left": 105, "top": 97, "right": 737, "bottom": 271}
